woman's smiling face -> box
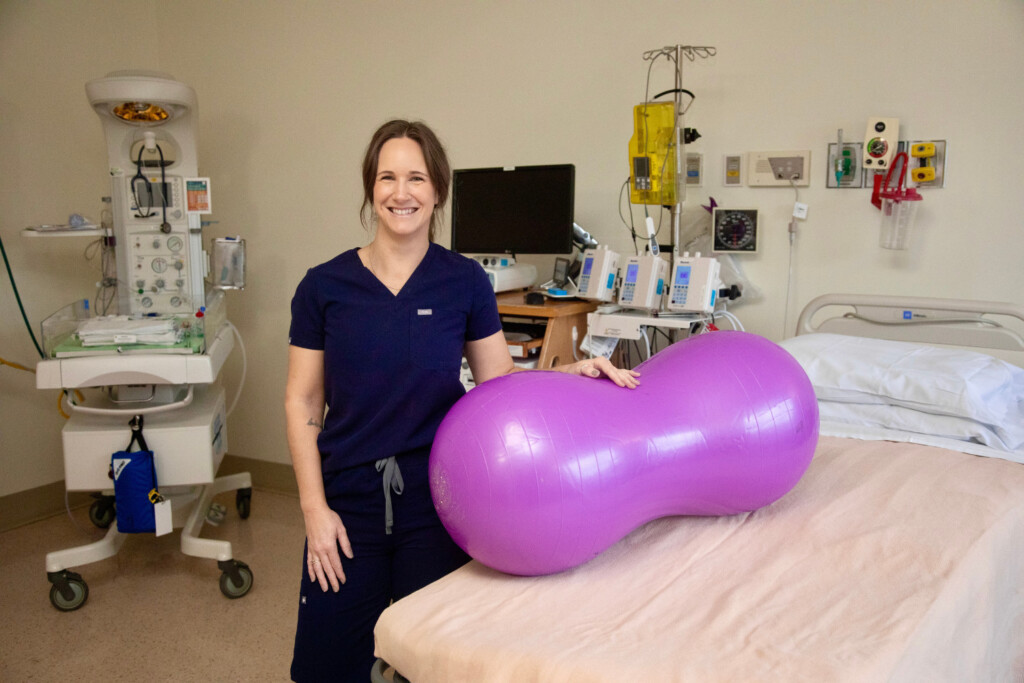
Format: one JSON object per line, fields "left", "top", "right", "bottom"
{"left": 372, "top": 137, "right": 438, "bottom": 240}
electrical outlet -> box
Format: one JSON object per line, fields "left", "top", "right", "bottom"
{"left": 746, "top": 150, "right": 811, "bottom": 187}
{"left": 826, "top": 142, "right": 864, "bottom": 188}
{"left": 723, "top": 154, "right": 743, "bottom": 186}
{"left": 686, "top": 153, "right": 703, "bottom": 187}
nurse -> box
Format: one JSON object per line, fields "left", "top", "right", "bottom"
{"left": 285, "top": 119, "right": 638, "bottom": 682}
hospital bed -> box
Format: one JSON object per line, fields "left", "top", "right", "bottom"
{"left": 372, "top": 293, "right": 1024, "bottom": 682}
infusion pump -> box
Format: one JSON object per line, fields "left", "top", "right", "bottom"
{"left": 618, "top": 253, "right": 667, "bottom": 312}
{"left": 578, "top": 245, "right": 723, "bottom": 316}
{"left": 667, "top": 253, "right": 720, "bottom": 314}
{"left": 577, "top": 246, "right": 620, "bottom": 302}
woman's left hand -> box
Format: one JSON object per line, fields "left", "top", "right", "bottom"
{"left": 568, "top": 357, "right": 640, "bottom": 389}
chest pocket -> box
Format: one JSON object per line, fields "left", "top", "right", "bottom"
{"left": 410, "top": 307, "right": 466, "bottom": 371}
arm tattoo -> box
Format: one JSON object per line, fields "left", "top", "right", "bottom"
{"left": 306, "top": 417, "right": 324, "bottom": 431}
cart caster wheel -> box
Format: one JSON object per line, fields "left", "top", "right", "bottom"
{"left": 236, "top": 487, "right": 252, "bottom": 519}
{"left": 88, "top": 495, "right": 116, "bottom": 529}
{"left": 218, "top": 560, "right": 253, "bottom": 599}
{"left": 48, "top": 570, "right": 89, "bottom": 612}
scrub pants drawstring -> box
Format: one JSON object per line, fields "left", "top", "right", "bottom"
{"left": 375, "top": 456, "right": 404, "bottom": 535}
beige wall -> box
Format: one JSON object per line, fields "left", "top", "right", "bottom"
{"left": 2, "top": 0, "right": 1023, "bottom": 497}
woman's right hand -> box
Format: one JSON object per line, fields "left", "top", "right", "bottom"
{"left": 303, "top": 504, "right": 354, "bottom": 592}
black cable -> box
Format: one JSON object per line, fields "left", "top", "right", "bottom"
{"left": 0, "top": 232, "right": 45, "bottom": 358}
{"left": 652, "top": 88, "right": 695, "bottom": 105}
{"left": 132, "top": 143, "right": 169, "bottom": 230}
{"left": 618, "top": 177, "right": 641, "bottom": 254}
{"left": 156, "top": 144, "right": 169, "bottom": 232}
{"left": 132, "top": 144, "right": 154, "bottom": 217}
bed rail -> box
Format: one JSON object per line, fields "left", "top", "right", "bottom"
{"left": 795, "top": 293, "right": 1024, "bottom": 361}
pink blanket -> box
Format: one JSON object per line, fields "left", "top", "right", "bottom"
{"left": 375, "top": 437, "right": 1024, "bottom": 681}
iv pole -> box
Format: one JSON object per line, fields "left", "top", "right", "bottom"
{"left": 642, "top": 45, "right": 716, "bottom": 257}
{"left": 673, "top": 45, "right": 684, "bottom": 257}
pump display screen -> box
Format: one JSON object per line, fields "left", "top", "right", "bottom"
{"left": 675, "top": 265, "right": 691, "bottom": 285}
{"left": 626, "top": 263, "right": 639, "bottom": 284}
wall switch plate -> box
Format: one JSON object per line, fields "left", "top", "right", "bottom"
{"left": 826, "top": 142, "right": 864, "bottom": 188}
{"left": 746, "top": 150, "right": 811, "bottom": 187}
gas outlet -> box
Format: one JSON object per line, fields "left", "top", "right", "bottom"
{"left": 826, "top": 142, "right": 864, "bottom": 188}
{"left": 908, "top": 140, "right": 946, "bottom": 188}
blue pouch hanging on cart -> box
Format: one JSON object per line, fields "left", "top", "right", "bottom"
{"left": 111, "top": 415, "right": 159, "bottom": 534}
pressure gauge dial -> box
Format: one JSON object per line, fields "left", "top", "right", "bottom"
{"left": 167, "top": 236, "right": 183, "bottom": 252}
{"left": 862, "top": 117, "right": 899, "bottom": 169}
{"left": 151, "top": 257, "right": 168, "bottom": 273}
{"left": 713, "top": 208, "right": 759, "bottom": 253}
{"left": 866, "top": 137, "right": 890, "bottom": 160}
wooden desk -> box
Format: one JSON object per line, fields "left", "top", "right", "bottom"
{"left": 495, "top": 292, "right": 597, "bottom": 369}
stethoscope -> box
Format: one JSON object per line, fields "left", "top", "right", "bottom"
{"left": 131, "top": 141, "right": 172, "bottom": 233}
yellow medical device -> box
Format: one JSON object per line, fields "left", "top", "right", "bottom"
{"left": 629, "top": 101, "right": 678, "bottom": 206}
{"left": 910, "top": 142, "right": 937, "bottom": 183}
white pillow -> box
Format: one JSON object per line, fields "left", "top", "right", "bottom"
{"left": 817, "top": 400, "right": 1017, "bottom": 451}
{"left": 779, "top": 333, "right": 1024, "bottom": 450}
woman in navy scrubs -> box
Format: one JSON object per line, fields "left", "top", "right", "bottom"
{"left": 285, "top": 119, "right": 639, "bottom": 682}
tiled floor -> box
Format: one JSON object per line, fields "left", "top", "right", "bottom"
{"left": 0, "top": 488, "right": 305, "bottom": 681}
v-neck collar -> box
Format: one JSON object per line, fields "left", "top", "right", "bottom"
{"left": 359, "top": 242, "right": 435, "bottom": 299}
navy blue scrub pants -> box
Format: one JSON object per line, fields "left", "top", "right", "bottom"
{"left": 290, "top": 454, "right": 469, "bottom": 683}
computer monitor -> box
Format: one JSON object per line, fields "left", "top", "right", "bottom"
{"left": 451, "top": 164, "right": 575, "bottom": 255}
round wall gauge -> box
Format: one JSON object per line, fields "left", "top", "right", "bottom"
{"left": 713, "top": 208, "right": 759, "bottom": 253}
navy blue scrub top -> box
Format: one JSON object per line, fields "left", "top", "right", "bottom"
{"left": 289, "top": 242, "right": 502, "bottom": 474}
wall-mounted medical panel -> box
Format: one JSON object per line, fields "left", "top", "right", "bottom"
{"left": 746, "top": 150, "right": 811, "bottom": 187}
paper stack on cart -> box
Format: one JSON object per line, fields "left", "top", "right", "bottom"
{"left": 76, "top": 316, "right": 183, "bottom": 346}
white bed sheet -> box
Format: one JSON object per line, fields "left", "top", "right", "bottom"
{"left": 819, "top": 417, "right": 1024, "bottom": 465}
{"left": 375, "top": 436, "right": 1024, "bottom": 682}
